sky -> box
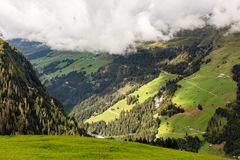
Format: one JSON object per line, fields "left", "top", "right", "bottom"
{"left": 0, "top": 0, "right": 240, "bottom": 53}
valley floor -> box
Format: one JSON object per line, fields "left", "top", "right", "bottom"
{"left": 0, "top": 136, "right": 229, "bottom": 160}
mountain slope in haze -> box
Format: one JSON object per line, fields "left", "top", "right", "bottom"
{"left": 9, "top": 39, "right": 113, "bottom": 112}
{"left": 41, "top": 51, "right": 112, "bottom": 111}
{"left": 0, "top": 38, "right": 78, "bottom": 135}
{"left": 8, "top": 38, "right": 52, "bottom": 60}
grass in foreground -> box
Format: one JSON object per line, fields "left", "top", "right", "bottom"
{"left": 0, "top": 136, "right": 229, "bottom": 160}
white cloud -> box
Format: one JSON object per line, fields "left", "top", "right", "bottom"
{"left": 0, "top": 0, "right": 240, "bottom": 53}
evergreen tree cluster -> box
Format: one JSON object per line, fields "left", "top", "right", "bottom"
{"left": 0, "top": 39, "right": 79, "bottom": 135}
{"left": 134, "top": 136, "right": 201, "bottom": 153}
{"left": 160, "top": 104, "right": 185, "bottom": 117}
{"left": 86, "top": 98, "right": 159, "bottom": 142}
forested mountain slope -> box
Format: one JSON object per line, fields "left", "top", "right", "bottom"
{"left": 0, "top": 38, "right": 78, "bottom": 135}
{"left": 9, "top": 39, "right": 113, "bottom": 112}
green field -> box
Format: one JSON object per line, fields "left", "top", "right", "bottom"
{"left": 31, "top": 51, "right": 112, "bottom": 81}
{"left": 158, "top": 35, "right": 240, "bottom": 138}
{"left": 86, "top": 71, "right": 177, "bottom": 123}
{"left": 0, "top": 136, "right": 229, "bottom": 160}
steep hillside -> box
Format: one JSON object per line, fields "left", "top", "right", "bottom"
{"left": 8, "top": 39, "right": 52, "bottom": 60}
{"left": 158, "top": 33, "right": 240, "bottom": 139}
{"left": 37, "top": 51, "right": 112, "bottom": 111}
{"left": 33, "top": 51, "right": 112, "bottom": 82}
{"left": 203, "top": 63, "right": 240, "bottom": 156}
{"left": 0, "top": 38, "right": 78, "bottom": 135}
{"left": 0, "top": 136, "right": 229, "bottom": 160}
{"left": 85, "top": 71, "right": 177, "bottom": 123}
{"left": 9, "top": 39, "right": 113, "bottom": 112}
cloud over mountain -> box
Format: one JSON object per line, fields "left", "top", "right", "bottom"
{"left": 0, "top": 0, "right": 240, "bottom": 53}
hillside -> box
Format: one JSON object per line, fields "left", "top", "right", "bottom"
{"left": 0, "top": 136, "right": 229, "bottom": 160}
{"left": 158, "top": 33, "right": 240, "bottom": 138}
{"left": 8, "top": 39, "right": 52, "bottom": 60}
{"left": 0, "top": 38, "right": 78, "bottom": 135}
{"left": 9, "top": 39, "right": 113, "bottom": 112}
{"left": 33, "top": 51, "right": 112, "bottom": 111}
{"left": 85, "top": 71, "right": 177, "bottom": 123}
{"left": 32, "top": 51, "right": 112, "bottom": 82}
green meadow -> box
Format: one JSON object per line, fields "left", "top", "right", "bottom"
{"left": 86, "top": 71, "right": 177, "bottom": 123}
{"left": 0, "top": 136, "right": 229, "bottom": 160}
{"left": 158, "top": 36, "right": 240, "bottom": 139}
{"left": 31, "top": 51, "right": 112, "bottom": 81}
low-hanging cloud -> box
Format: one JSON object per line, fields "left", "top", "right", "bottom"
{"left": 0, "top": 0, "right": 240, "bottom": 53}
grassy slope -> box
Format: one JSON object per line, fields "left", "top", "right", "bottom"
{"left": 0, "top": 136, "right": 229, "bottom": 160}
{"left": 31, "top": 51, "right": 112, "bottom": 81}
{"left": 86, "top": 72, "right": 177, "bottom": 123}
{"left": 158, "top": 34, "right": 240, "bottom": 139}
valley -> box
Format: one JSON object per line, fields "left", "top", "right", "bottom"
{"left": 6, "top": 28, "right": 240, "bottom": 158}
{"left": 2, "top": 1, "right": 240, "bottom": 159}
